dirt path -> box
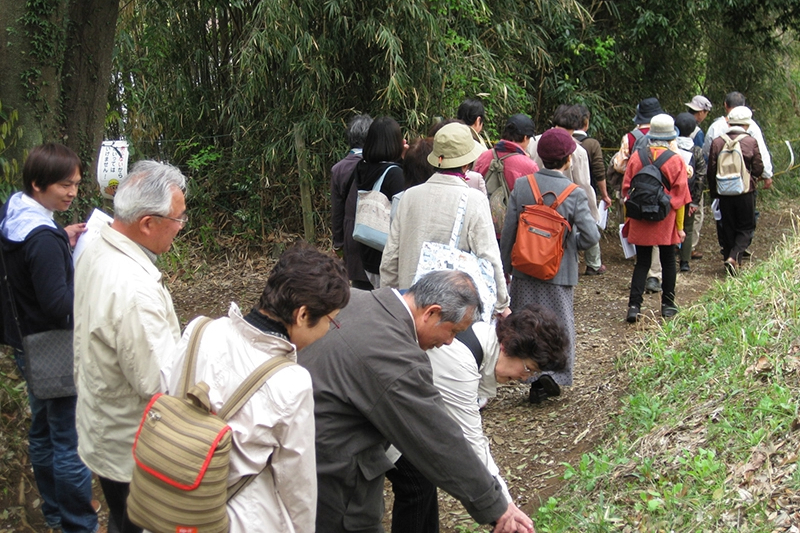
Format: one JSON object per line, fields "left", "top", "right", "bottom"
{"left": 1, "top": 200, "right": 795, "bottom": 532}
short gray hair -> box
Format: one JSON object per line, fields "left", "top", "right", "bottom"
{"left": 347, "top": 114, "right": 373, "bottom": 149}
{"left": 114, "top": 160, "right": 187, "bottom": 223}
{"left": 407, "top": 270, "right": 482, "bottom": 324}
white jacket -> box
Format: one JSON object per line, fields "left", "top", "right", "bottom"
{"left": 74, "top": 223, "right": 180, "bottom": 482}
{"left": 161, "top": 304, "right": 316, "bottom": 533}
{"left": 426, "top": 321, "right": 511, "bottom": 503}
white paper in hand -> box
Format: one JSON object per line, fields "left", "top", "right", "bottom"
{"left": 597, "top": 200, "right": 609, "bottom": 230}
{"left": 73, "top": 209, "right": 113, "bottom": 267}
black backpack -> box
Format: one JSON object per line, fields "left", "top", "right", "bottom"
{"left": 625, "top": 147, "right": 674, "bottom": 222}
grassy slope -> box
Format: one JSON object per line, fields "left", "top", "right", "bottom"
{"left": 535, "top": 228, "right": 800, "bottom": 532}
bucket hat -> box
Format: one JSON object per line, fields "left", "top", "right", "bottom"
{"left": 632, "top": 98, "right": 664, "bottom": 125}
{"left": 427, "top": 123, "right": 485, "bottom": 168}
{"left": 646, "top": 114, "right": 678, "bottom": 141}
{"left": 727, "top": 106, "right": 753, "bottom": 126}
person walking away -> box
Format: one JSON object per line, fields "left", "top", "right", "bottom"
{"left": 347, "top": 116, "right": 406, "bottom": 288}
{"left": 457, "top": 98, "right": 490, "bottom": 152}
{"left": 622, "top": 115, "right": 692, "bottom": 323}
{"left": 675, "top": 112, "right": 708, "bottom": 272}
{"left": 331, "top": 114, "right": 373, "bottom": 289}
{"left": 501, "top": 128, "right": 600, "bottom": 401}
{"left": 683, "top": 96, "right": 713, "bottom": 259}
{"left": 0, "top": 143, "right": 97, "bottom": 533}
{"left": 707, "top": 106, "right": 769, "bottom": 275}
{"left": 161, "top": 244, "right": 350, "bottom": 532}
{"left": 73, "top": 161, "right": 187, "bottom": 533}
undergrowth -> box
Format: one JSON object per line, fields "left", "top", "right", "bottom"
{"left": 534, "top": 224, "right": 800, "bottom": 532}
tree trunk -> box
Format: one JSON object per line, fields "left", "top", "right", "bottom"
{"left": 0, "top": 0, "right": 119, "bottom": 183}
{"left": 294, "top": 124, "right": 316, "bottom": 243}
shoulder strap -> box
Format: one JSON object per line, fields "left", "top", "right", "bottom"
{"left": 631, "top": 129, "right": 645, "bottom": 141}
{"left": 371, "top": 164, "right": 398, "bottom": 192}
{"left": 526, "top": 174, "right": 544, "bottom": 205}
{"left": 455, "top": 326, "right": 483, "bottom": 369}
{"left": 218, "top": 355, "right": 295, "bottom": 421}
{"left": 448, "top": 191, "right": 469, "bottom": 248}
{"left": 652, "top": 149, "right": 675, "bottom": 191}
{"left": 551, "top": 183, "right": 579, "bottom": 209}
{"left": 177, "top": 317, "right": 214, "bottom": 397}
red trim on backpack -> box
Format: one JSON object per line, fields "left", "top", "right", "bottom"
{"left": 132, "top": 393, "right": 232, "bottom": 491}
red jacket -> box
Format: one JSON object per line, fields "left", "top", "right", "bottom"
{"left": 473, "top": 141, "right": 539, "bottom": 191}
{"left": 622, "top": 147, "right": 692, "bottom": 246}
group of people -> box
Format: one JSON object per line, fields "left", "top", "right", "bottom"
{"left": 2, "top": 89, "right": 774, "bottom": 533}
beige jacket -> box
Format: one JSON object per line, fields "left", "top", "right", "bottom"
{"left": 161, "top": 305, "right": 316, "bottom": 533}
{"left": 74, "top": 223, "right": 180, "bottom": 481}
{"left": 379, "top": 173, "right": 509, "bottom": 313}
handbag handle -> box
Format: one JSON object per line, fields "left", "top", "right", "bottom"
{"left": 370, "top": 164, "right": 398, "bottom": 193}
{"left": 448, "top": 191, "right": 469, "bottom": 248}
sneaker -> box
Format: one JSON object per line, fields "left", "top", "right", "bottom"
{"left": 645, "top": 277, "right": 662, "bottom": 293}
{"left": 584, "top": 265, "right": 607, "bottom": 276}
{"left": 626, "top": 305, "right": 641, "bottom": 323}
{"left": 661, "top": 304, "right": 679, "bottom": 318}
{"left": 742, "top": 249, "right": 752, "bottom": 258}
{"left": 529, "top": 375, "right": 561, "bottom": 404}
{"left": 724, "top": 258, "right": 737, "bottom": 276}
{"left": 691, "top": 250, "right": 704, "bottom": 260}
{"left": 680, "top": 261, "right": 690, "bottom": 272}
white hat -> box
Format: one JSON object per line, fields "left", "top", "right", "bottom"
{"left": 727, "top": 106, "right": 753, "bottom": 126}
{"left": 646, "top": 114, "right": 678, "bottom": 141}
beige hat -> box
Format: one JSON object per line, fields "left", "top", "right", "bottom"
{"left": 646, "top": 114, "right": 678, "bottom": 141}
{"left": 685, "top": 95, "right": 712, "bottom": 112}
{"left": 427, "top": 123, "right": 485, "bottom": 168}
{"left": 727, "top": 106, "right": 753, "bottom": 126}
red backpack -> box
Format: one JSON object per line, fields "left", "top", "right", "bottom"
{"left": 511, "top": 174, "right": 578, "bottom": 280}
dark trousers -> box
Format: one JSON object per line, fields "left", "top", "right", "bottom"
{"left": 385, "top": 455, "right": 439, "bottom": 533}
{"left": 98, "top": 477, "right": 143, "bottom": 533}
{"left": 680, "top": 209, "right": 696, "bottom": 263}
{"left": 717, "top": 192, "right": 756, "bottom": 264}
{"left": 629, "top": 245, "right": 677, "bottom": 308}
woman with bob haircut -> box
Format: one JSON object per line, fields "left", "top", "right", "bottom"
{"left": 161, "top": 243, "right": 350, "bottom": 532}
{"left": 0, "top": 143, "right": 97, "bottom": 533}
{"left": 348, "top": 116, "right": 407, "bottom": 288}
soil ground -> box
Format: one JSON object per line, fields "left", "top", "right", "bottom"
{"left": 0, "top": 199, "right": 795, "bottom": 532}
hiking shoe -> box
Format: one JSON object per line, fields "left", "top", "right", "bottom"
{"left": 529, "top": 375, "right": 561, "bottom": 404}
{"left": 584, "top": 265, "right": 607, "bottom": 276}
{"left": 742, "top": 249, "right": 752, "bottom": 258}
{"left": 724, "top": 258, "right": 737, "bottom": 277}
{"left": 626, "top": 305, "right": 641, "bottom": 323}
{"left": 645, "top": 277, "right": 662, "bottom": 293}
{"left": 680, "top": 261, "right": 690, "bottom": 272}
{"left": 691, "top": 250, "right": 704, "bottom": 260}
{"left": 661, "top": 304, "right": 679, "bottom": 318}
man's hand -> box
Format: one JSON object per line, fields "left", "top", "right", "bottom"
{"left": 678, "top": 230, "right": 686, "bottom": 243}
{"left": 65, "top": 223, "right": 87, "bottom": 247}
{"left": 493, "top": 502, "right": 535, "bottom": 533}
{"left": 762, "top": 178, "right": 773, "bottom": 190}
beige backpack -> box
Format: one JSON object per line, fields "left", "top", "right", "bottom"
{"left": 126, "top": 317, "right": 294, "bottom": 533}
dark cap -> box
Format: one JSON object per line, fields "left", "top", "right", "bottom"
{"left": 537, "top": 128, "right": 576, "bottom": 162}
{"left": 633, "top": 97, "right": 664, "bottom": 125}
{"left": 505, "top": 114, "right": 536, "bottom": 138}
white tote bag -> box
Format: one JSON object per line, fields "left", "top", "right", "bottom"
{"left": 413, "top": 192, "right": 497, "bottom": 322}
{"left": 353, "top": 165, "right": 398, "bottom": 251}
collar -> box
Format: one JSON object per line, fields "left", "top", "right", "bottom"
{"left": 426, "top": 172, "right": 470, "bottom": 188}
{"left": 243, "top": 307, "right": 290, "bottom": 342}
{"left": 20, "top": 193, "right": 55, "bottom": 219}
{"left": 573, "top": 129, "right": 587, "bottom": 136}
{"left": 349, "top": 148, "right": 363, "bottom": 156}
{"left": 392, "top": 289, "right": 418, "bottom": 343}
{"left": 100, "top": 223, "right": 164, "bottom": 281}
{"left": 228, "top": 302, "right": 297, "bottom": 359}
{"left": 136, "top": 242, "right": 158, "bottom": 264}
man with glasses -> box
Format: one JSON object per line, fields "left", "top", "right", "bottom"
{"left": 73, "top": 160, "right": 187, "bottom": 533}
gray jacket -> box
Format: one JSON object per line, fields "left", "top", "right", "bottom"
{"left": 298, "top": 288, "right": 508, "bottom": 532}
{"left": 500, "top": 169, "right": 600, "bottom": 286}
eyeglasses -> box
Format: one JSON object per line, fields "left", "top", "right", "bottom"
{"left": 327, "top": 314, "right": 341, "bottom": 329}
{"left": 149, "top": 213, "right": 188, "bottom": 227}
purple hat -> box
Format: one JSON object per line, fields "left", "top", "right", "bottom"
{"left": 537, "top": 128, "right": 576, "bottom": 162}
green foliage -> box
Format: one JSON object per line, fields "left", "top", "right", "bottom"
{"left": 534, "top": 226, "right": 800, "bottom": 531}
{"left": 0, "top": 101, "right": 23, "bottom": 202}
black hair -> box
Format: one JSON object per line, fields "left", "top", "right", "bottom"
{"left": 495, "top": 303, "right": 568, "bottom": 372}
{"left": 258, "top": 243, "right": 350, "bottom": 327}
{"left": 22, "top": 143, "right": 81, "bottom": 196}
{"left": 551, "top": 104, "right": 583, "bottom": 131}
{"left": 501, "top": 123, "right": 525, "bottom": 143}
{"left": 456, "top": 99, "right": 485, "bottom": 128}
{"left": 403, "top": 137, "right": 436, "bottom": 188}
{"left": 363, "top": 116, "right": 404, "bottom": 163}
{"left": 542, "top": 156, "right": 570, "bottom": 170}
{"left": 573, "top": 104, "right": 591, "bottom": 129}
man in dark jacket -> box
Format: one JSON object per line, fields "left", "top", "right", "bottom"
{"left": 331, "top": 114, "right": 373, "bottom": 289}
{"left": 708, "top": 106, "right": 770, "bottom": 274}
{"left": 298, "top": 270, "right": 534, "bottom": 533}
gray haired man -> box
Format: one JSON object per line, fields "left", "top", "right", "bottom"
{"left": 299, "top": 270, "right": 534, "bottom": 533}
{"left": 73, "top": 161, "right": 187, "bottom": 533}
